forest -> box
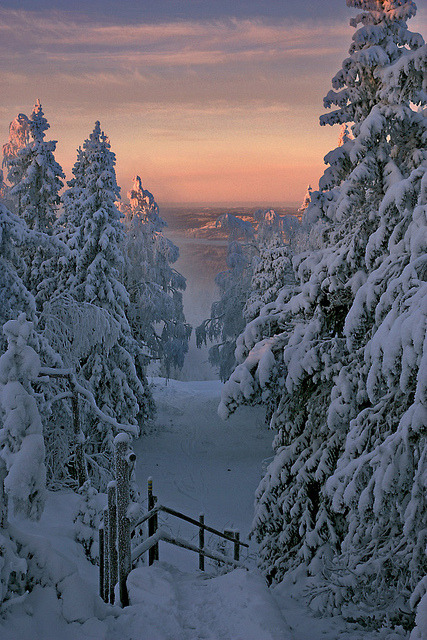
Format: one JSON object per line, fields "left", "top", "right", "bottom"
{"left": 0, "top": 1, "right": 426, "bottom": 639}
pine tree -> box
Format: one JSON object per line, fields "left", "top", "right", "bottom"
{"left": 220, "top": 0, "right": 426, "bottom": 627}
{"left": 297, "top": 185, "right": 312, "bottom": 216}
{"left": 244, "top": 209, "right": 296, "bottom": 325}
{"left": 6, "top": 101, "right": 65, "bottom": 308}
{"left": 62, "top": 124, "right": 153, "bottom": 483}
{"left": 7, "top": 100, "right": 64, "bottom": 233}
{"left": 2, "top": 113, "right": 30, "bottom": 208}
{"left": 0, "top": 314, "right": 46, "bottom": 520}
{"left": 0, "top": 179, "right": 36, "bottom": 351}
{"left": 123, "top": 176, "right": 191, "bottom": 377}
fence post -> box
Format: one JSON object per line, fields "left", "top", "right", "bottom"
{"left": 99, "top": 526, "right": 104, "bottom": 600}
{"left": 148, "top": 477, "right": 158, "bottom": 565}
{"left": 199, "top": 513, "right": 205, "bottom": 571}
{"left": 233, "top": 531, "right": 240, "bottom": 563}
{"left": 115, "top": 434, "right": 132, "bottom": 607}
{"left": 103, "top": 507, "right": 110, "bottom": 603}
{"left": 224, "top": 528, "right": 235, "bottom": 564}
{"left": 107, "top": 481, "right": 118, "bottom": 604}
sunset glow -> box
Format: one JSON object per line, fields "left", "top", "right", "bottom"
{"left": 1, "top": 1, "right": 426, "bottom": 203}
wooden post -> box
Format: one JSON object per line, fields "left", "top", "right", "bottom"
{"left": 107, "top": 481, "right": 118, "bottom": 605}
{"left": 115, "top": 434, "right": 131, "bottom": 607}
{"left": 69, "top": 377, "right": 88, "bottom": 488}
{"left": 153, "top": 496, "right": 159, "bottom": 561}
{"left": 224, "top": 528, "right": 234, "bottom": 564}
{"left": 99, "top": 526, "right": 104, "bottom": 600}
{"left": 199, "top": 514, "right": 205, "bottom": 571}
{"left": 103, "top": 507, "right": 110, "bottom": 603}
{"left": 233, "top": 531, "right": 240, "bottom": 562}
{"left": 148, "top": 477, "right": 159, "bottom": 565}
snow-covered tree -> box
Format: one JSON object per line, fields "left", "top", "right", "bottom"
{"left": 0, "top": 314, "right": 46, "bottom": 520}
{"left": 0, "top": 181, "right": 36, "bottom": 351}
{"left": 220, "top": 0, "right": 426, "bottom": 628}
{"left": 2, "top": 113, "right": 30, "bottom": 178}
{"left": 297, "top": 185, "right": 312, "bottom": 216}
{"left": 60, "top": 123, "right": 153, "bottom": 482}
{"left": 122, "top": 176, "right": 191, "bottom": 377}
{"left": 197, "top": 209, "right": 298, "bottom": 381}
{"left": 7, "top": 100, "right": 64, "bottom": 233}
{"left": 244, "top": 209, "right": 296, "bottom": 325}
{"left": 196, "top": 213, "right": 256, "bottom": 381}
{"left": 6, "top": 101, "right": 65, "bottom": 307}
{"left": 0, "top": 173, "right": 70, "bottom": 489}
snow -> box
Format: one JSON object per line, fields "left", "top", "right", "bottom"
{"left": 0, "top": 377, "right": 422, "bottom": 639}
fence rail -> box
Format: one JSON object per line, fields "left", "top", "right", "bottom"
{"left": 99, "top": 432, "right": 248, "bottom": 607}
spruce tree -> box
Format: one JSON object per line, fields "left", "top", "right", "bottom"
{"left": 2, "top": 113, "right": 30, "bottom": 208}
{"left": 0, "top": 314, "right": 46, "bottom": 520}
{"left": 6, "top": 100, "right": 65, "bottom": 308}
{"left": 7, "top": 100, "right": 64, "bottom": 233}
{"left": 123, "top": 176, "right": 191, "bottom": 377}
{"left": 0, "top": 178, "right": 36, "bottom": 351}
{"left": 63, "top": 124, "right": 153, "bottom": 482}
{"left": 220, "top": 0, "right": 426, "bottom": 627}
{"left": 244, "top": 209, "right": 296, "bottom": 326}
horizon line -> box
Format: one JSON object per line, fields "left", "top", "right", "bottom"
{"left": 158, "top": 200, "right": 301, "bottom": 208}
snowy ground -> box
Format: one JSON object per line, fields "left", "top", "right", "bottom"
{"left": 0, "top": 378, "right": 414, "bottom": 639}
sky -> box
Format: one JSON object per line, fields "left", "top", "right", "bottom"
{"left": 1, "top": 1, "right": 426, "bottom": 205}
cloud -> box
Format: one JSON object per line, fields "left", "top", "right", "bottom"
{"left": 0, "top": 8, "right": 350, "bottom": 72}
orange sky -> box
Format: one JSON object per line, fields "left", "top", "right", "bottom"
{"left": 1, "top": 5, "right": 426, "bottom": 205}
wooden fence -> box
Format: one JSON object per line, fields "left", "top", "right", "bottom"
{"left": 99, "top": 433, "right": 249, "bottom": 607}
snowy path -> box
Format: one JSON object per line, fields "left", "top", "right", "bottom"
{"left": 0, "top": 377, "right": 295, "bottom": 640}
{"left": 133, "top": 377, "right": 274, "bottom": 568}
{"left": 121, "top": 563, "right": 292, "bottom": 640}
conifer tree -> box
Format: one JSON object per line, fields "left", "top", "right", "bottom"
{"left": 0, "top": 314, "right": 46, "bottom": 520}
{"left": 220, "top": 0, "right": 426, "bottom": 626}
{"left": 0, "top": 178, "right": 36, "bottom": 351}
{"left": 61, "top": 124, "right": 153, "bottom": 481}
{"left": 6, "top": 101, "right": 65, "bottom": 307}
{"left": 7, "top": 100, "right": 64, "bottom": 233}
{"left": 244, "top": 209, "right": 296, "bottom": 326}
{"left": 123, "top": 176, "right": 191, "bottom": 377}
{"left": 2, "top": 113, "right": 30, "bottom": 208}
{"left": 196, "top": 213, "right": 255, "bottom": 381}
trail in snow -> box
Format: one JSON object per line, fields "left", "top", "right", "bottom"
{"left": 133, "top": 377, "right": 273, "bottom": 570}
{"left": 0, "top": 377, "right": 295, "bottom": 640}
{"left": 122, "top": 564, "right": 291, "bottom": 640}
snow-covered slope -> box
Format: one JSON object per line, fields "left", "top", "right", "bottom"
{"left": 0, "top": 378, "right": 292, "bottom": 640}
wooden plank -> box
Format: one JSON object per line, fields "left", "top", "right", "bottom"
{"left": 132, "top": 504, "right": 161, "bottom": 529}
{"left": 131, "top": 528, "right": 247, "bottom": 569}
{"left": 160, "top": 530, "right": 247, "bottom": 569}
{"left": 159, "top": 506, "right": 249, "bottom": 548}
{"left": 131, "top": 528, "right": 164, "bottom": 564}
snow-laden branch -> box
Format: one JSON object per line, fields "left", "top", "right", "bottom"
{"left": 37, "top": 367, "right": 138, "bottom": 437}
